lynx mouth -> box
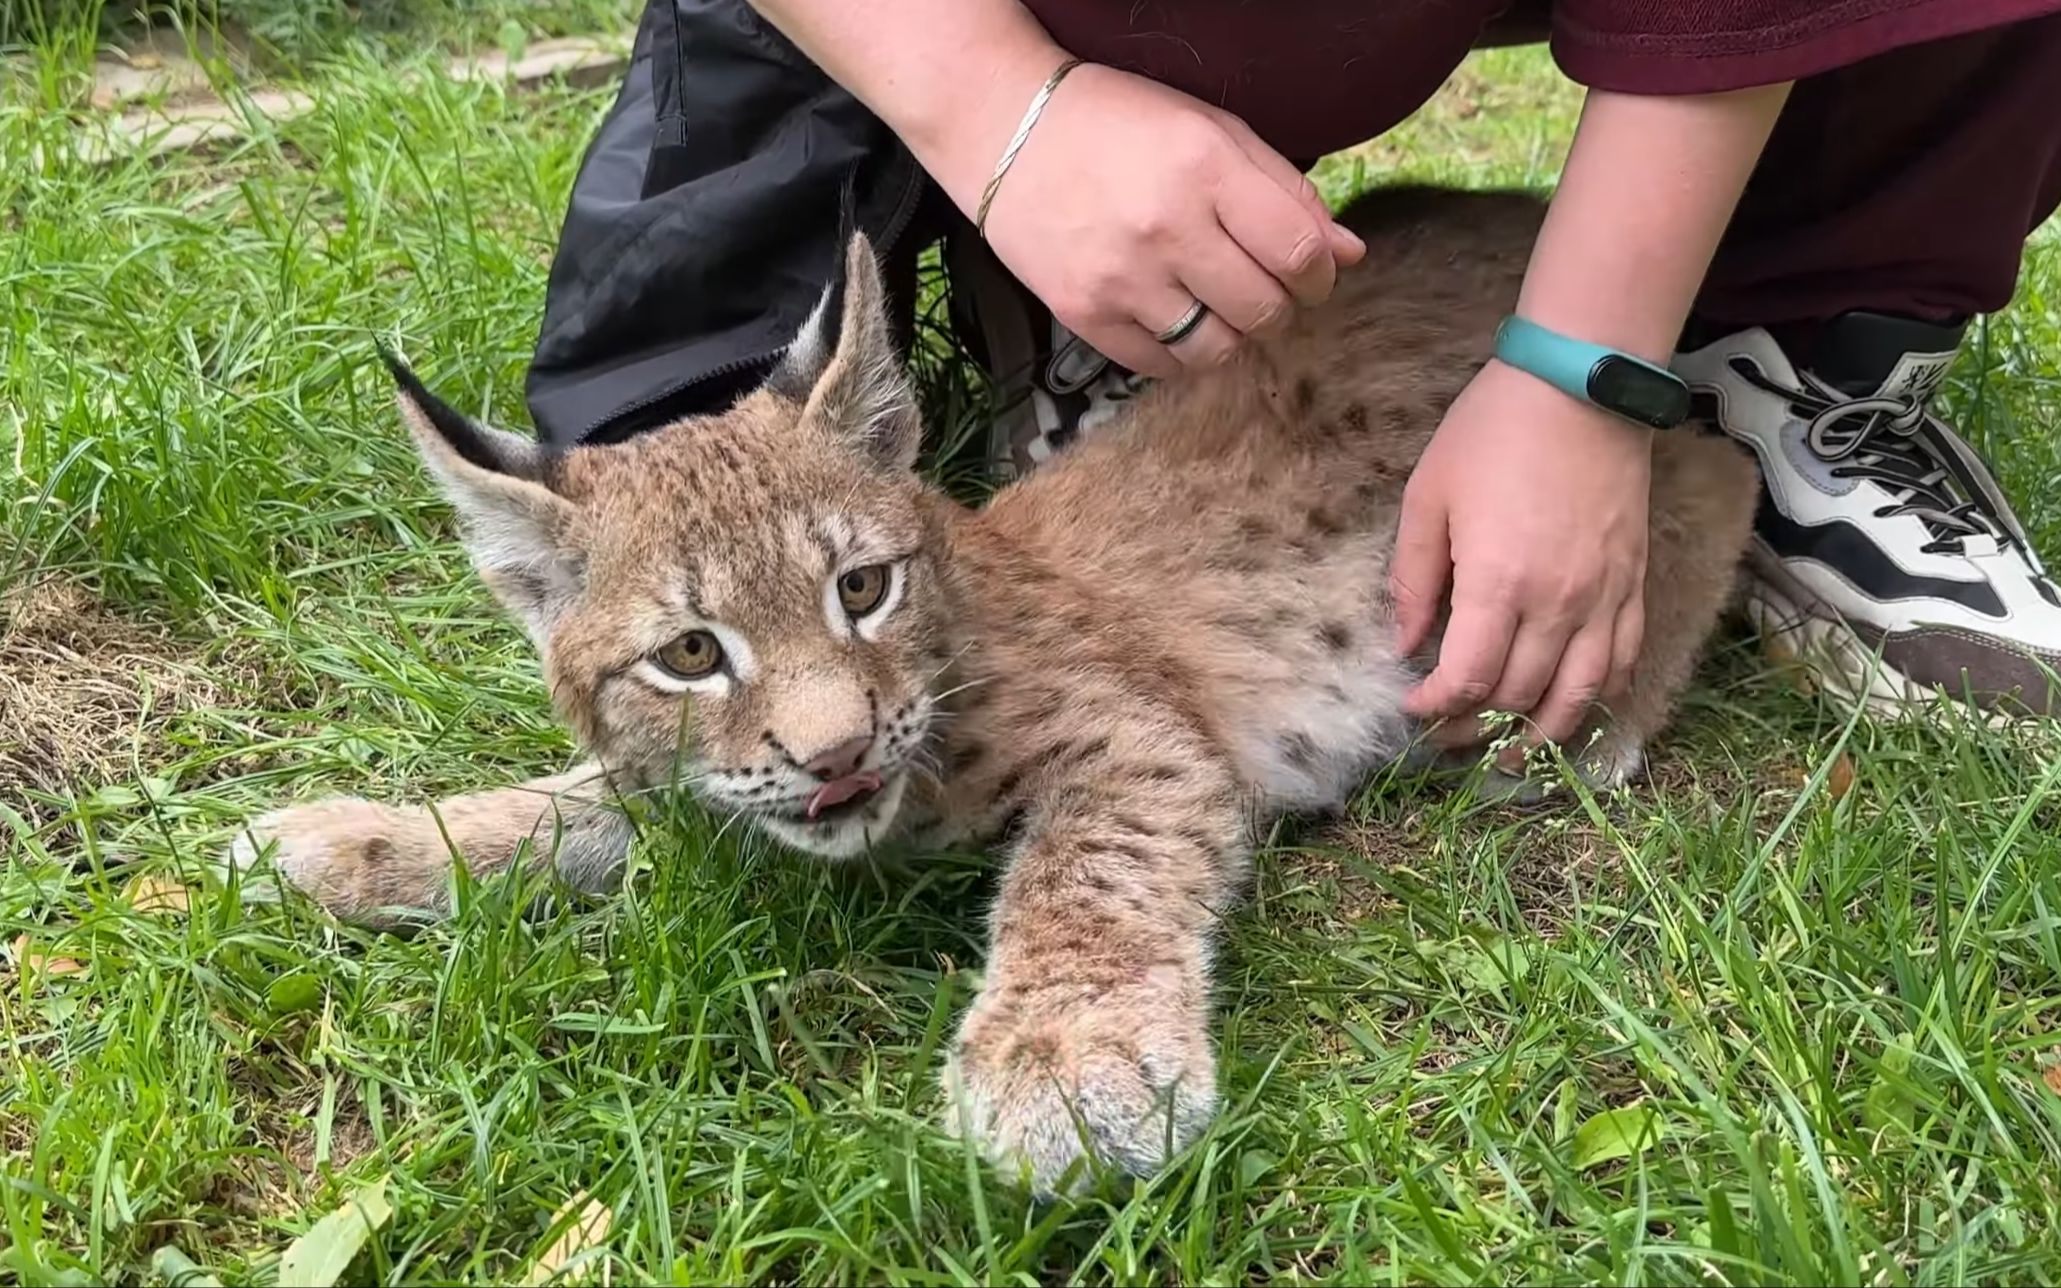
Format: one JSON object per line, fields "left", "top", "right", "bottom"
{"left": 760, "top": 768, "right": 895, "bottom": 828}
{"left": 803, "top": 771, "right": 884, "bottom": 821}
{"left": 756, "top": 769, "right": 909, "bottom": 860}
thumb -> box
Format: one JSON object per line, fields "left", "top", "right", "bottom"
{"left": 1214, "top": 109, "right": 1364, "bottom": 263}
{"left": 1390, "top": 486, "right": 1451, "bottom": 658}
{"left": 1328, "top": 221, "right": 1367, "bottom": 265}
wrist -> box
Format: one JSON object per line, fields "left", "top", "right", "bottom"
{"left": 899, "top": 40, "right": 1075, "bottom": 207}
{"left": 1491, "top": 314, "right": 1689, "bottom": 433}
{"left": 1506, "top": 299, "right": 1678, "bottom": 368}
{"left": 1514, "top": 85, "right": 1790, "bottom": 367}
{"left": 745, "top": 0, "right": 1071, "bottom": 212}
{"left": 1511, "top": 268, "right": 1685, "bottom": 367}
{"left": 1482, "top": 358, "right": 1657, "bottom": 455}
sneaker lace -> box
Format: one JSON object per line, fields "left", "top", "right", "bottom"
{"left": 1731, "top": 359, "right": 2007, "bottom": 557}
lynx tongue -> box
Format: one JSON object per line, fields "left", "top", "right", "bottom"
{"left": 804, "top": 771, "right": 884, "bottom": 820}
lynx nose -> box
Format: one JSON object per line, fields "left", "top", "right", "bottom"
{"left": 801, "top": 734, "right": 873, "bottom": 781}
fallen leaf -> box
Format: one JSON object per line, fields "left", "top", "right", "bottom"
{"left": 1864, "top": 1033, "right": 1919, "bottom": 1136}
{"left": 1415, "top": 930, "right": 1531, "bottom": 1000}
{"left": 1863, "top": 1076, "right": 1915, "bottom": 1135}
{"left": 1237, "top": 1149, "right": 1277, "bottom": 1188}
{"left": 2043, "top": 1058, "right": 2061, "bottom": 1097}
{"left": 524, "top": 1191, "right": 612, "bottom": 1285}
{"left": 11, "top": 933, "right": 85, "bottom": 979}
{"left": 126, "top": 874, "right": 191, "bottom": 915}
{"left": 267, "top": 973, "right": 323, "bottom": 1015}
{"left": 1827, "top": 754, "right": 1856, "bottom": 800}
{"left": 87, "top": 783, "right": 143, "bottom": 809}
{"left": 278, "top": 1175, "right": 393, "bottom": 1288}
{"left": 1570, "top": 1102, "right": 1664, "bottom": 1171}
{"left": 497, "top": 17, "right": 530, "bottom": 66}
{"left": 151, "top": 1243, "right": 223, "bottom": 1287}
{"left": 1551, "top": 1078, "right": 1580, "bottom": 1145}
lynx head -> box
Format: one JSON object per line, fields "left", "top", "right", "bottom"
{"left": 389, "top": 235, "right": 954, "bottom": 857}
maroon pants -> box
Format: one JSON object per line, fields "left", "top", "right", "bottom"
{"left": 1023, "top": 2, "right": 2061, "bottom": 329}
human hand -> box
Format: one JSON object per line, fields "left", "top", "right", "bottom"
{"left": 1391, "top": 359, "right": 1654, "bottom": 747}
{"left": 930, "top": 62, "right": 1366, "bottom": 377}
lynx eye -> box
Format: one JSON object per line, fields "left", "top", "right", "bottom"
{"left": 837, "top": 564, "right": 891, "bottom": 617}
{"left": 654, "top": 629, "right": 724, "bottom": 681}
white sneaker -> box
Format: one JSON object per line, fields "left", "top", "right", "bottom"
{"left": 1675, "top": 313, "right": 2061, "bottom": 716}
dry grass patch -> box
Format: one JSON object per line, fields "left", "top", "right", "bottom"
{"left": 0, "top": 576, "right": 223, "bottom": 815}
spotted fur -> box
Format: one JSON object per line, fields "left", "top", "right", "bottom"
{"left": 228, "top": 188, "right": 1757, "bottom": 1192}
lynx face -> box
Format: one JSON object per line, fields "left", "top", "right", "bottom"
{"left": 391, "top": 237, "right": 952, "bottom": 857}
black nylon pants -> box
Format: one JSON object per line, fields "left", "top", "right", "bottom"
{"left": 524, "top": 0, "right": 923, "bottom": 447}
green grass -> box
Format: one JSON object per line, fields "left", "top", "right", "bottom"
{"left": 6, "top": 35, "right": 2061, "bottom": 1288}
{"left": 3, "top": 0, "right": 635, "bottom": 75}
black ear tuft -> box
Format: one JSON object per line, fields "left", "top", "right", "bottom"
{"left": 768, "top": 174, "right": 868, "bottom": 399}
{"left": 380, "top": 341, "right": 577, "bottom": 638}
{"left": 820, "top": 166, "right": 864, "bottom": 334}
{"left": 377, "top": 344, "right": 529, "bottom": 478}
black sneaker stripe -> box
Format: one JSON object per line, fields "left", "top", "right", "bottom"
{"left": 1755, "top": 495, "right": 2007, "bottom": 619}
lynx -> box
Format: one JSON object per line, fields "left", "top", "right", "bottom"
{"left": 230, "top": 188, "right": 1756, "bottom": 1192}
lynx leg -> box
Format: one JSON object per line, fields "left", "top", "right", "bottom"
{"left": 225, "top": 764, "right": 631, "bottom": 927}
{"left": 944, "top": 722, "right": 1246, "bottom": 1193}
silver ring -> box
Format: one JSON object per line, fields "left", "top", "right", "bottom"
{"left": 1153, "top": 300, "right": 1209, "bottom": 346}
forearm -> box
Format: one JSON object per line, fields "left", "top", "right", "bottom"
{"left": 1517, "top": 84, "right": 1792, "bottom": 364}
{"left": 745, "top": 0, "right": 1068, "bottom": 205}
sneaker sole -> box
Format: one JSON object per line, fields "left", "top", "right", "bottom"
{"left": 1738, "top": 537, "right": 2021, "bottom": 722}
{"left": 1742, "top": 555, "right": 2025, "bottom": 727}
{"left": 1742, "top": 573, "right": 1921, "bottom": 717}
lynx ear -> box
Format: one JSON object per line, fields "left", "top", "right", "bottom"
{"left": 770, "top": 233, "right": 921, "bottom": 471}
{"left": 381, "top": 349, "right": 582, "bottom": 637}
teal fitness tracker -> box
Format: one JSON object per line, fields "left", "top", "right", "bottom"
{"left": 1492, "top": 315, "right": 1692, "bottom": 430}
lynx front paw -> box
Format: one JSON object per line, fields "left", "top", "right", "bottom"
{"left": 226, "top": 799, "right": 446, "bottom": 924}
{"left": 944, "top": 982, "right": 1217, "bottom": 1195}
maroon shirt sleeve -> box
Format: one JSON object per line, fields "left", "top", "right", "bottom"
{"left": 1552, "top": 0, "right": 2061, "bottom": 93}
